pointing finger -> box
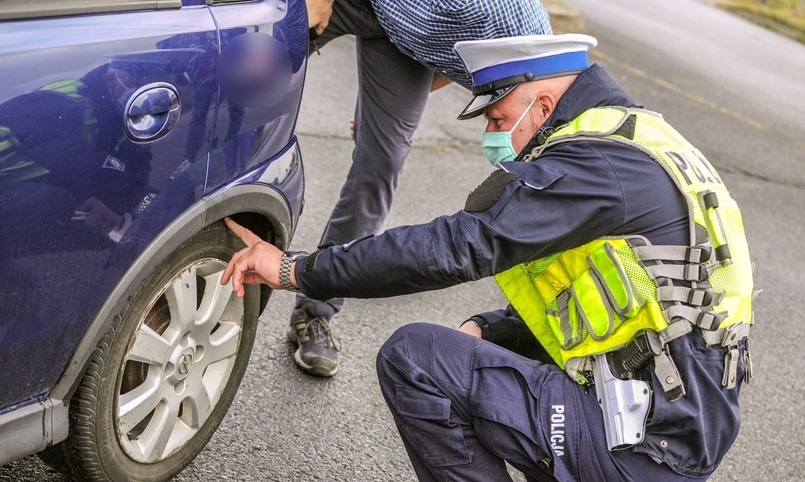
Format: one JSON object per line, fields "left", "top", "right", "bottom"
{"left": 225, "top": 217, "right": 262, "bottom": 247}
{"left": 221, "top": 245, "right": 248, "bottom": 286}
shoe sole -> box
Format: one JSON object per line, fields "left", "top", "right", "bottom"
{"left": 293, "top": 348, "right": 339, "bottom": 377}
{"left": 288, "top": 325, "right": 339, "bottom": 377}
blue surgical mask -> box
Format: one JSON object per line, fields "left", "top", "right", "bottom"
{"left": 482, "top": 97, "right": 537, "bottom": 168}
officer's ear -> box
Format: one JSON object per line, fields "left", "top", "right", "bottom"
{"left": 535, "top": 91, "right": 558, "bottom": 122}
{"left": 532, "top": 74, "right": 576, "bottom": 124}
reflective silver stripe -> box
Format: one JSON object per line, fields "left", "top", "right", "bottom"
{"left": 588, "top": 242, "right": 641, "bottom": 317}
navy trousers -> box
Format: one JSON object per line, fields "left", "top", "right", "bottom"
{"left": 294, "top": 0, "right": 434, "bottom": 321}
{"left": 376, "top": 323, "right": 700, "bottom": 482}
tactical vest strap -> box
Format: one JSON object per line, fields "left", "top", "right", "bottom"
{"left": 655, "top": 322, "right": 691, "bottom": 400}
{"left": 632, "top": 244, "right": 712, "bottom": 264}
{"left": 644, "top": 264, "right": 709, "bottom": 282}
{"left": 664, "top": 304, "right": 726, "bottom": 331}
{"left": 700, "top": 320, "right": 751, "bottom": 347}
{"left": 657, "top": 286, "right": 722, "bottom": 307}
{"left": 700, "top": 322, "right": 752, "bottom": 388}
{"left": 658, "top": 319, "right": 693, "bottom": 345}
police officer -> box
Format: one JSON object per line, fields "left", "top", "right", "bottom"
{"left": 291, "top": 0, "right": 552, "bottom": 377}
{"left": 223, "top": 34, "right": 755, "bottom": 481}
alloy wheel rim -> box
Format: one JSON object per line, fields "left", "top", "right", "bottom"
{"left": 115, "top": 258, "right": 244, "bottom": 463}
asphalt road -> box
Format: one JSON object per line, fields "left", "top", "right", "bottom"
{"left": 3, "top": 0, "right": 804, "bottom": 480}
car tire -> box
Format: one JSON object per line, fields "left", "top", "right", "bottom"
{"left": 62, "top": 221, "right": 260, "bottom": 481}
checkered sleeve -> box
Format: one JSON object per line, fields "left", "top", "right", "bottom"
{"left": 369, "top": 0, "right": 553, "bottom": 89}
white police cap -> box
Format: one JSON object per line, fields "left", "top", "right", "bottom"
{"left": 454, "top": 34, "right": 598, "bottom": 120}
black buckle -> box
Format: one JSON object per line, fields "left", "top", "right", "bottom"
{"left": 702, "top": 191, "right": 719, "bottom": 209}
{"left": 687, "top": 289, "right": 713, "bottom": 306}
{"left": 608, "top": 330, "right": 663, "bottom": 379}
{"left": 697, "top": 311, "right": 724, "bottom": 331}
{"left": 686, "top": 245, "right": 711, "bottom": 263}
{"left": 471, "top": 72, "right": 535, "bottom": 95}
{"left": 684, "top": 264, "right": 708, "bottom": 281}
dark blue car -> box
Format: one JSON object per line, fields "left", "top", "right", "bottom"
{"left": 0, "top": 1, "right": 307, "bottom": 479}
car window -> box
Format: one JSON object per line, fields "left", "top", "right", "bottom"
{"left": 0, "top": 0, "right": 182, "bottom": 21}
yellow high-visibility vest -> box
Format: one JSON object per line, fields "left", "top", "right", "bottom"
{"left": 495, "top": 107, "right": 754, "bottom": 392}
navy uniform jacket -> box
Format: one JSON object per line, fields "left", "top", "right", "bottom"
{"left": 295, "top": 65, "right": 742, "bottom": 478}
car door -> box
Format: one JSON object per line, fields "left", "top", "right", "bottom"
{"left": 0, "top": 0, "right": 220, "bottom": 411}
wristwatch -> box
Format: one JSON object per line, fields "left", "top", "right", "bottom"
{"left": 279, "top": 251, "right": 307, "bottom": 292}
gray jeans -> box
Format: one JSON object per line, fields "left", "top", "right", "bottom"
{"left": 294, "top": 0, "right": 434, "bottom": 321}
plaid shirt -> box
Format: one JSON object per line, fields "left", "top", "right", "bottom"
{"left": 369, "top": 0, "right": 553, "bottom": 89}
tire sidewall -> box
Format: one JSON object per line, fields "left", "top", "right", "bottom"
{"left": 68, "top": 225, "right": 259, "bottom": 481}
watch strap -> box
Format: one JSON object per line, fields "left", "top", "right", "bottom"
{"left": 280, "top": 251, "right": 306, "bottom": 291}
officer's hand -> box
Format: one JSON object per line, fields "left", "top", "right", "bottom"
{"left": 306, "top": 0, "right": 334, "bottom": 36}
{"left": 459, "top": 320, "right": 483, "bottom": 338}
{"left": 222, "top": 217, "right": 284, "bottom": 297}
{"left": 431, "top": 73, "right": 453, "bottom": 92}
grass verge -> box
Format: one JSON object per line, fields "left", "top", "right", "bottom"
{"left": 716, "top": 0, "right": 805, "bottom": 43}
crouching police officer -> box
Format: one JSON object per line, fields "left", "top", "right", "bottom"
{"left": 222, "top": 34, "right": 756, "bottom": 481}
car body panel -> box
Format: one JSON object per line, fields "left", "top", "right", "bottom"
{"left": 0, "top": 5, "right": 221, "bottom": 412}
{"left": 205, "top": 0, "right": 307, "bottom": 217}
{"left": 0, "top": 1, "right": 307, "bottom": 463}
{"left": 206, "top": 1, "right": 308, "bottom": 221}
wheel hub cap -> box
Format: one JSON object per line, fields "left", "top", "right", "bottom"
{"left": 175, "top": 348, "right": 195, "bottom": 380}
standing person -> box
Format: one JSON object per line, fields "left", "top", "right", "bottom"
{"left": 293, "top": 0, "right": 553, "bottom": 376}
{"left": 224, "top": 33, "right": 755, "bottom": 480}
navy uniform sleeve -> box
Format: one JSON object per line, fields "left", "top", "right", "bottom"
{"left": 295, "top": 142, "right": 626, "bottom": 300}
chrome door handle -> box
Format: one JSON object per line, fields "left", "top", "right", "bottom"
{"left": 125, "top": 83, "right": 181, "bottom": 142}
